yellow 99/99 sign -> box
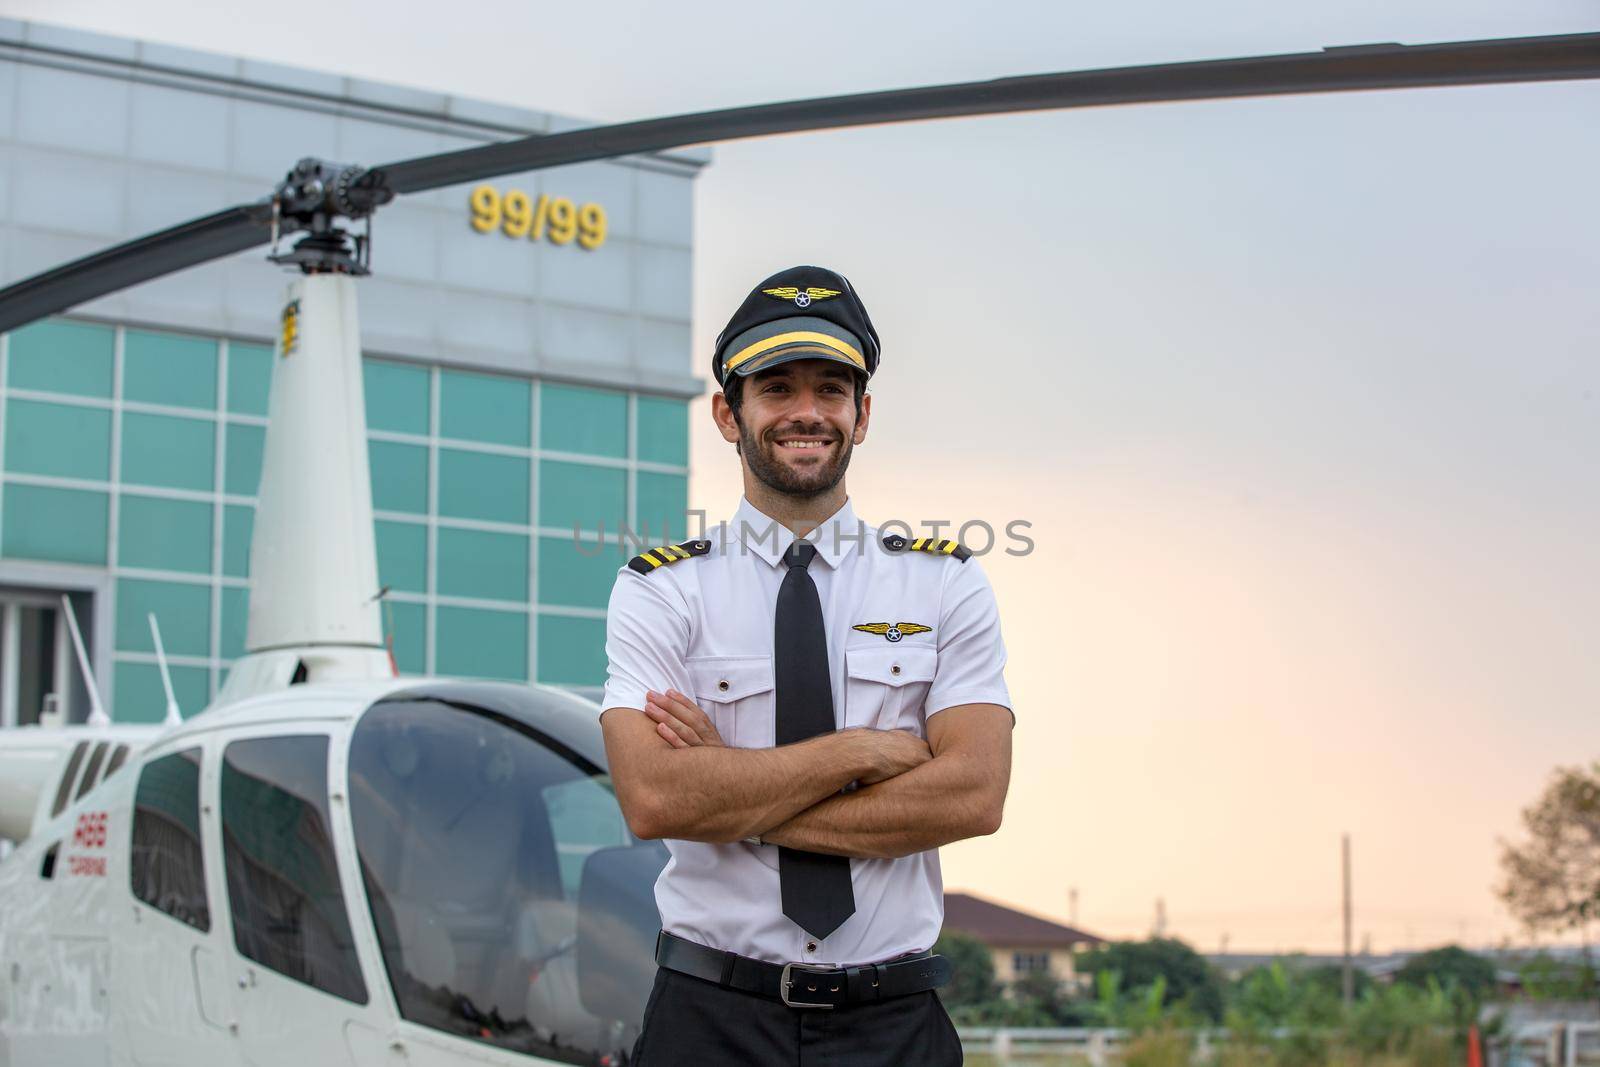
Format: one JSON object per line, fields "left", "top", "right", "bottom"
{"left": 469, "top": 185, "right": 607, "bottom": 250}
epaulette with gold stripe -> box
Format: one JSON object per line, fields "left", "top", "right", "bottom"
{"left": 881, "top": 534, "right": 971, "bottom": 562}
{"left": 627, "top": 539, "right": 711, "bottom": 575}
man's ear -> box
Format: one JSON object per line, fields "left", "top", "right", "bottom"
{"left": 711, "top": 391, "right": 742, "bottom": 445}
{"left": 852, "top": 391, "right": 871, "bottom": 445}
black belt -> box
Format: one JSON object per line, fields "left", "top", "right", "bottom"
{"left": 654, "top": 930, "right": 951, "bottom": 1010}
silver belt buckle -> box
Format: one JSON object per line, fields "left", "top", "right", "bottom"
{"left": 780, "top": 962, "right": 838, "bottom": 1010}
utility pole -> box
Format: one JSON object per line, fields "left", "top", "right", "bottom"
{"left": 1154, "top": 897, "right": 1168, "bottom": 938}
{"left": 1342, "top": 833, "right": 1354, "bottom": 1008}
{"left": 1069, "top": 886, "right": 1079, "bottom": 926}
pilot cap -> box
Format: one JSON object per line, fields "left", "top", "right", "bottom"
{"left": 712, "top": 265, "right": 880, "bottom": 388}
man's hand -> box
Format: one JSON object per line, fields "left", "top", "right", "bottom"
{"left": 644, "top": 689, "right": 725, "bottom": 748}
{"left": 644, "top": 691, "right": 931, "bottom": 782}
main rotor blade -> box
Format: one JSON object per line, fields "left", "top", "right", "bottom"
{"left": 382, "top": 31, "right": 1600, "bottom": 194}
{"left": 0, "top": 203, "right": 275, "bottom": 336}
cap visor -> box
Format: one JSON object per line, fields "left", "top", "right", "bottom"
{"left": 731, "top": 344, "right": 864, "bottom": 377}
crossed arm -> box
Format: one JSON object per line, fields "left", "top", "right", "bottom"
{"left": 600, "top": 690, "right": 1013, "bottom": 860}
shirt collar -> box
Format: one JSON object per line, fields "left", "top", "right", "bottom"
{"left": 732, "top": 495, "right": 863, "bottom": 571}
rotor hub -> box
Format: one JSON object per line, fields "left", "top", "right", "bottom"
{"left": 269, "top": 158, "right": 395, "bottom": 275}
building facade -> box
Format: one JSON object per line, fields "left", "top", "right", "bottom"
{"left": 0, "top": 20, "right": 707, "bottom": 725}
{"left": 943, "top": 892, "right": 1104, "bottom": 989}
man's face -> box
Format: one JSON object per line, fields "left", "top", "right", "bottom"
{"left": 721, "top": 360, "right": 869, "bottom": 498}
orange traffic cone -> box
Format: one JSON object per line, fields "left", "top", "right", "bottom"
{"left": 1467, "top": 1024, "right": 1484, "bottom": 1067}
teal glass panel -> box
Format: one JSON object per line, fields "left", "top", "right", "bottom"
{"left": 440, "top": 369, "right": 529, "bottom": 446}
{"left": 438, "top": 449, "right": 528, "bottom": 525}
{"left": 220, "top": 586, "right": 249, "bottom": 660}
{"left": 0, "top": 483, "right": 108, "bottom": 564}
{"left": 118, "top": 495, "right": 211, "bottom": 574}
{"left": 540, "top": 383, "right": 625, "bottom": 458}
{"left": 227, "top": 342, "right": 274, "bottom": 416}
{"left": 115, "top": 578, "right": 211, "bottom": 657}
{"left": 223, "top": 505, "right": 253, "bottom": 578}
{"left": 121, "top": 412, "right": 214, "bottom": 491}
{"left": 123, "top": 330, "right": 218, "bottom": 411}
{"left": 537, "top": 535, "right": 622, "bottom": 610}
{"left": 224, "top": 423, "right": 265, "bottom": 496}
{"left": 3, "top": 399, "right": 111, "bottom": 481}
{"left": 363, "top": 359, "right": 430, "bottom": 435}
{"left": 437, "top": 527, "right": 527, "bottom": 602}
{"left": 636, "top": 396, "right": 689, "bottom": 466}
{"left": 383, "top": 600, "right": 425, "bottom": 675}
{"left": 5, "top": 320, "right": 113, "bottom": 398}
{"left": 536, "top": 614, "right": 607, "bottom": 687}
{"left": 375, "top": 520, "right": 427, "bottom": 594}
{"left": 539, "top": 460, "right": 624, "bottom": 534}
{"left": 635, "top": 471, "right": 689, "bottom": 544}
{"left": 435, "top": 606, "right": 527, "bottom": 681}
{"left": 369, "top": 440, "right": 428, "bottom": 514}
{"left": 112, "top": 661, "right": 210, "bottom": 724}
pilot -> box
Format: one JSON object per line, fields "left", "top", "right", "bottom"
{"left": 600, "top": 265, "right": 1014, "bottom": 1064}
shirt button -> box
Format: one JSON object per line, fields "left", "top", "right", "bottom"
{"left": 806, "top": 940, "right": 818, "bottom": 953}
{"left": 890, "top": 664, "right": 901, "bottom": 676}
{"left": 717, "top": 679, "right": 730, "bottom": 692}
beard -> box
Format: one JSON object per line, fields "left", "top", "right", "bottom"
{"left": 738, "top": 418, "right": 854, "bottom": 499}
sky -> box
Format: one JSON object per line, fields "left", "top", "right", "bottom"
{"left": 5, "top": 0, "right": 1597, "bottom": 953}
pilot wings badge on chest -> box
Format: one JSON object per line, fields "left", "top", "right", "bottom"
{"left": 852, "top": 622, "right": 933, "bottom": 643}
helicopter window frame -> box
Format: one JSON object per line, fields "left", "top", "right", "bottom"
{"left": 129, "top": 746, "right": 210, "bottom": 932}
{"left": 50, "top": 740, "right": 89, "bottom": 818}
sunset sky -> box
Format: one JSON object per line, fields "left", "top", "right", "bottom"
{"left": 8, "top": 0, "right": 1597, "bottom": 952}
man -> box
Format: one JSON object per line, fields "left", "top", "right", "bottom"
{"left": 600, "top": 265, "right": 1013, "bottom": 1065}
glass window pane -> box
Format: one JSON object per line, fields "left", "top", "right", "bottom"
{"left": 382, "top": 600, "right": 425, "bottom": 675}
{"left": 374, "top": 520, "right": 427, "bottom": 595}
{"left": 635, "top": 396, "right": 688, "bottom": 466}
{"left": 221, "top": 736, "right": 367, "bottom": 1004}
{"left": 440, "top": 369, "right": 529, "bottom": 447}
{"left": 224, "top": 422, "right": 265, "bottom": 497}
{"left": 369, "top": 440, "right": 428, "bottom": 515}
{"left": 438, "top": 449, "right": 528, "bottom": 525}
{"left": 6, "top": 320, "right": 114, "bottom": 397}
{"left": 223, "top": 505, "right": 253, "bottom": 578}
{"left": 539, "top": 460, "right": 624, "bottom": 535}
{"left": 540, "top": 383, "right": 625, "bottom": 458}
{"left": 118, "top": 494, "right": 212, "bottom": 574}
{"left": 227, "top": 342, "right": 274, "bottom": 416}
{"left": 363, "top": 359, "right": 429, "bottom": 435}
{"left": 111, "top": 661, "right": 209, "bottom": 723}
{"left": 221, "top": 586, "right": 249, "bottom": 661}
{"left": 536, "top": 614, "right": 606, "bottom": 687}
{"left": 3, "top": 398, "right": 111, "bottom": 481}
{"left": 121, "top": 412, "right": 214, "bottom": 492}
{"left": 1, "top": 483, "right": 108, "bottom": 564}
{"left": 437, "top": 527, "right": 527, "bottom": 603}
{"left": 115, "top": 578, "right": 211, "bottom": 657}
{"left": 348, "top": 697, "right": 625, "bottom": 1057}
{"left": 131, "top": 748, "right": 210, "bottom": 931}
{"left": 435, "top": 606, "right": 527, "bottom": 681}
{"left": 634, "top": 472, "right": 688, "bottom": 544}
{"left": 124, "top": 330, "right": 218, "bottom": 411}
{"left": 537, "top": 535, "right": 621, "bottom": 610}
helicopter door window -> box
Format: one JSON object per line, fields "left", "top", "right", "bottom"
{"left": 49, "top": 740, "right": 90, "bottom": 818}
{"left": 348, "top": 698, "right": 628, "bottom": 1062}
{"left": 130, "top": 748, "right": 209, "bottom": 931}
{"left": 75, "top": 740, "right": 110, "bottom": 800}
{"left": 220, "top": 735, "right": 367, "bottom": 1005}
{"left": 104, "top": 743, "right": 130, "bottom": 779}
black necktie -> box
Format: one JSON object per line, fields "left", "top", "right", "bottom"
{"left": 774, "top": 540, "right": 856, "bottom": 940}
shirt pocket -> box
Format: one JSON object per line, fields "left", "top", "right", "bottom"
{"left": 686, "top": 655, "right": 775, "bottom": 749}
{"left": 844, "top": 644, "right": 938, "bottom": 734}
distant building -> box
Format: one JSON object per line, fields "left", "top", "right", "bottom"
{"left": 943, "top": 892, "right": 1105, "bottom": 987}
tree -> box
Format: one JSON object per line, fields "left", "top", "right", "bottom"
{"left": 1077, "top": 938, "right": 1226, "bottom": 1021}
{"left": 1498, "top": 762, "right": 1600, "bottom": 964}
{"left": 1395, "top": 946, "right": 1497, "bottom": 1002}
{"left": 932, "top": 930, "right": 1001, "bottom": 1008}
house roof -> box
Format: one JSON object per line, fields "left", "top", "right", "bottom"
{"left": 943, "top": 892, "right": 1105, "bottom": 949}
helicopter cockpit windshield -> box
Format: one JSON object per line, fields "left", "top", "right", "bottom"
{"left": 347, "top": 692, "right": 648, "bottom": 1063}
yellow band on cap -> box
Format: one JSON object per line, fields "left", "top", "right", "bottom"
{"left": 724, "top": 331, "right": 866, "bottom": 375}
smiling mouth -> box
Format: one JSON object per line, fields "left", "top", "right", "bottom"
{"left": 772, "top": 437, "right": 835, "bottom": 452}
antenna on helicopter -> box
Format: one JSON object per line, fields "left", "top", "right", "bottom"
{"left": 58, "top": 595, "right": 108, "bottom": 727}
{"left": 147, "top": 613, "right": 183, "bottom": 726}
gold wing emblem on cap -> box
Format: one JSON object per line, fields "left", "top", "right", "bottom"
{"left": 853, "top": 622, "right": 933, "bottom": 643}
{"left": 762, "top": 286, "right": 842, "bottom": 307}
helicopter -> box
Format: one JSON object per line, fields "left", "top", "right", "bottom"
{"left": 0, "top": 28, "right": 1596, "bottom": 1067}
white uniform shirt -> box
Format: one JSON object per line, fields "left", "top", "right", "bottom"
{"left": 601, "top": 495, "right": 1011, "bottom": 967}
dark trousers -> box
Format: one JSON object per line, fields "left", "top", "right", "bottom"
{"left": 631, "top": 967, "right": 964, "bottom": 1066}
